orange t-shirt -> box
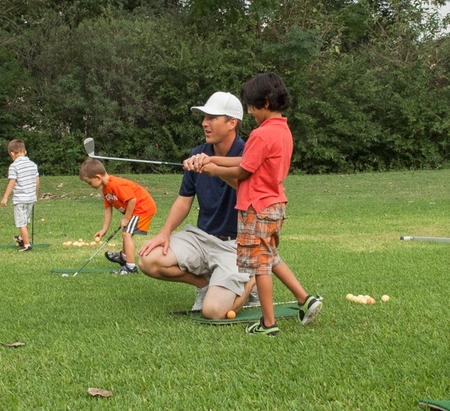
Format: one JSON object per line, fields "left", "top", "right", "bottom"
{"left": 102, "top": 175, "right": 156, "bottom": 217}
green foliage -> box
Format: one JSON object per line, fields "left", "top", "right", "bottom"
{"left": 0, "top": 42, "right": 33, "bottom": 174}
{"left": 1, "top": 0, "right": 450, "bottom": 174}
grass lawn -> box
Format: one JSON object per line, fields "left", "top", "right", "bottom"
{"left": 0, "top": 169, "right": 449, "bottom": 410}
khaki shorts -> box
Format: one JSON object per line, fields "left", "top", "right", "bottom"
{"left": 14, "top": 203, "right": 34, "bottom": 228}
{"left": 169, "top": 224, "right": 251, "bottom": 296}
{"left": 237, "top": 204, "right": 286, "bottom": 276}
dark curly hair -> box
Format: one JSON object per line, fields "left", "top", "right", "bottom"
{"left": 240, "top": 73, "right": 291, "bottom": 111}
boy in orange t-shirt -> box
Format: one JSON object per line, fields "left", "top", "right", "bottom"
{"left": 79, "top": 158, "right": 157, "bottom": 274}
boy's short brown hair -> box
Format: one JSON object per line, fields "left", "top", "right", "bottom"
{"left": 8, "top": 139, "right": 26, "bottom": 154}
{"left": 79, "top": 158, "right": 106, "bottom": 179}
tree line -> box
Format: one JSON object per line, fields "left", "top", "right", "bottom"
{"left": 1, "top": 0, "right": 450, "bottom": 176}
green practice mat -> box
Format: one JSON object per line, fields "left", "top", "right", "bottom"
{"left": 189, "top": 304, "right": 299, "bottom": 325}
{"left": 0, "top": 243, "right": 50, "bottom": 249}
{"left": 419, "top": 400, "right": 450, "bottom": 411}
{"left": 51, "top": 267, "right": 112, "bottom": 274}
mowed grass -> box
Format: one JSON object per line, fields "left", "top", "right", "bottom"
{"left": 1, "top": 170, "right": 449, "bottom": 410}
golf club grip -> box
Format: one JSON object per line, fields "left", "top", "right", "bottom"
{"left": 105, "top": 225, "right": 122, "bottom": 242}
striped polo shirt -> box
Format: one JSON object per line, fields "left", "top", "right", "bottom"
{"left": 8, "top": 156, "right": 39, "bottom": 205}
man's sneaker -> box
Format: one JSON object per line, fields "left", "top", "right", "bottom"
{"left": 247, "top": 287, "right": 260, "bottom": 307}
{"left": 298, "top": 295, "right": 323, "bottom": 325}
{"left": 111, "top": 265, "right": 138, "bottom": 275}
{"left": 18, "top": 245, "right": 32, "bottom": 252}
{"left": 191, "top": 285, "right": 208, "bottom": 311}
{"left": 105, "top": 251, "right": 126, "bottom": 266}
{"left": 14, "top": 235, "right": 24, "bottom": 247}
{"left": 246, "top": 317, "right": 279, "bottom": 336}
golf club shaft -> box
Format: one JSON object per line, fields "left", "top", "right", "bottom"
{"left": 83, "top": 138, "right": 182, "bottom": 167}
{"left": 31, "top": 204, "right": 35, "bottom": 245}
{"left": 400, "top": 235, "right": 450, "bottom": 243}
{"left": 73, "top": 226, "right": 121, "bottom": 277}
{"left": 89, "top": 153, "right": 182, "bottom": 167}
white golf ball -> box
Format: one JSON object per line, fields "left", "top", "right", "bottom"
{"left": 61, "top": 273, "right": 69, "bottom": 277}
{"left": 381, "top": 295, "right": 390, "bottom": 302}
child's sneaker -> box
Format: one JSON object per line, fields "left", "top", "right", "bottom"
{"left": 18, "top": 245, "right": 32, "bottom": 252}
{"left": 14, "top": 235, "right": 24, "bottom": 247}
{"left": 105, "top": 251, "right": 126, "bottom": 266}
{"left": 298, "top": 295, "right": 323, "bottom": 325}
{"left": 111, "top": 265, "right": 138, "bottom": 275}
{"left": 246, "top": 317, "right": 279, "bottom": 336}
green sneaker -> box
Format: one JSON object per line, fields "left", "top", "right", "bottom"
{"left": 298, "top": 295, "right": 323, "bottom": 325}
{"left": 245, "top": 317, "right": 279, "bottom": 336}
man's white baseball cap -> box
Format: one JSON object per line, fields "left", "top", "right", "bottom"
{"left": 191, "top": 92, "right": 243, "bottom": 121}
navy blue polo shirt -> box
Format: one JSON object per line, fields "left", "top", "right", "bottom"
{"left": 179, "top": 135, "right": 245, "bottom": 237}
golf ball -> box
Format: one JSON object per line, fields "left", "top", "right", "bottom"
{"left": 226, "top": 310, "right": 236, "bottom": 319}
{"left": 61, "top": 273, "right": 69, "bottom": 277}
{"left": 381, "top": 295, "right": 390, "bottom": 302}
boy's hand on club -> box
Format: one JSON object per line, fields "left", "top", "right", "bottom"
{"left": 183, "top": 153, "right": 209, "bottom": 172}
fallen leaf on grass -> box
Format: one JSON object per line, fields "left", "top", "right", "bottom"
{"left": 40, "top": 192, "right": 57, "bottom": 200}
{"left": 87, "top": 388, "right": 113, "bottom": 397}
{"left": 0, "top": 341, "right": 25, "bottom": 348}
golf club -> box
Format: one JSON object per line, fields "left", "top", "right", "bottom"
{"left": 170, "top": 300, "right": 299, "bottom": 316}
{"left": 400, "top": 235, "right": 450, "bottom": 243}
{"left": 73, "top": 226, "right": 121, "bottom": 277}
{"left": 31, "top": 204, "right": 35, "bottom": 245}
{"left": 83, "top": 138, "right": 183, "bottom": 167}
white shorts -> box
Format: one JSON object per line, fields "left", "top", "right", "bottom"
{"left": 14, "top": 203, "right": 34, "bottom": 228}
{"left": 169, "top": 224, "right": 251, "bottom": 296}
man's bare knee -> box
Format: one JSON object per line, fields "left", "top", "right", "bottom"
{"left": 138, "top": 252, "right": 163, "bottom": 278}
{"left": 138, "top": 249, "right": 162, "bottom": 278}
{"left": 201, "top": 286, "right": 235, "bottom": 319}
{"left": 202, "top": 303, "right": 228, "bottom": 320}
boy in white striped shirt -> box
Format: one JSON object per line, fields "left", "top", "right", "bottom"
{"left": 1, "top": 140, "right": 40, "bottom": 251}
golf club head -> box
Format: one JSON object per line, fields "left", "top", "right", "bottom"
{"left": 84, "top": 138, "right": 95, "bottom": 157}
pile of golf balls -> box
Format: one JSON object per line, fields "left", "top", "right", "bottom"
{"left": 62, "top": 238, "right": 116, "bottom": 247}
{"left": 346, "top": 294, "right": 390, "bottom": 304}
